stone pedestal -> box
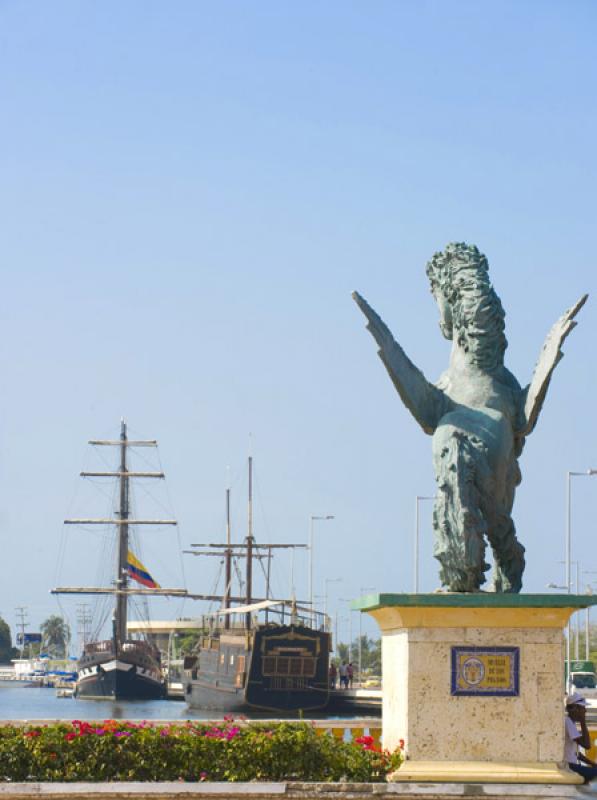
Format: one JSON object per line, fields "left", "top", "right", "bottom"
{"left": 354, "top": 593, "right": 597, "bottom": 784}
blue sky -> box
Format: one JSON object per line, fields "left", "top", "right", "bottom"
{"left": 0, "top": 1, "right": 596, "bottom": 648}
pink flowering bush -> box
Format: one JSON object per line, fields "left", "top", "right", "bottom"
{"left": 0, "top": 720, "right": 402, "bottom": 782}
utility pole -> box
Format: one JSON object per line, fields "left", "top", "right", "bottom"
{"left": 15, "top": 606, "right": 28, "bottom": 658}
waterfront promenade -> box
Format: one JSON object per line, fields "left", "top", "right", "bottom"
{"left": 1, "top": 780, "right": 596, "bottom": 799}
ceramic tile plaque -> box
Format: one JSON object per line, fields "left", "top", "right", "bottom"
{"left": 451, "top": 646, "right": 520, "bottom": 696}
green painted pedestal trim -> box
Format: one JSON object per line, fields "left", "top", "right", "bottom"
{"left": 351, "top": 593, "right": 597, "bottom": 612}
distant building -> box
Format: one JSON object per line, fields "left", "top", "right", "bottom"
{"left": 126, "top": 619, "right": 203, "bottom": 653}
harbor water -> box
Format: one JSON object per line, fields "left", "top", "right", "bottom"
{"left": 0, "top": 685, "right": 367, "bottom": 722}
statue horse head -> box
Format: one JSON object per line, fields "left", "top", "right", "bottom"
{"left": 426, "top": 242, "right": 507, "bottom": 372}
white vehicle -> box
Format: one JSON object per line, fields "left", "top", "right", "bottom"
{"left": 569, "top": 670, "right": 597, "bottom": 705}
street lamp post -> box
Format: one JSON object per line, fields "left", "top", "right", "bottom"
{"left": 575, "top": 561, "right": 581, "bottom": 660}
{"left": 339, "top": 599, "right": 355, "bottom": 662}
{"left": 309, "top": 515, "right": 334, "bottom": 624}
{"left": 324, "top": 577, "right": 341, "bottom": 622}
{"left": 348, "top": 610, "right": 353, "bottom": 663}
{"left": 557, "top": 559, "right": 582, "bottom": 660}
{"left": 415, "top": 496, "right": 436, "bottom": 593}
{"left": 582, "top": 572, "right": 597, "bottom": 660}
{"left": 358, "top": 586, "right": 375, "bottom": 686}
{"left": 334, "top": 613, "right": 348, "bottom": 655}
{"left": 550, "top": 562, "right": 581, "bottom": 666}
{"left": 585, "top": 587, "right": 592, "bottom": 662}
{"left": 565, "top": 470, "right": 597, "bottom": 679}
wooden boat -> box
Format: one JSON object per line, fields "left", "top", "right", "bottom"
{"left": 183, "top": 457, "right": 331, "bottom": 713}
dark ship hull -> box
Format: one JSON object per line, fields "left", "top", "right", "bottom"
{"left": 184, "top": 623, "right": 330, "bottom": 713}
{"left": 76, "top": 639, "right": 164, "bottom": 700}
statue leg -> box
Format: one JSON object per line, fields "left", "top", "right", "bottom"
{"left": 485, "top": 510, "right": 525, "bottom": 593}
{"left": 432, "top": 428, "right": 490, "bottom": 592}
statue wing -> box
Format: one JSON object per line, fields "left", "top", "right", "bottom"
{"left": 519, "top": 294, "right": 588, "bottom": 437}
{"left": 353, "top": 291, "right": 452, "bottom": 435}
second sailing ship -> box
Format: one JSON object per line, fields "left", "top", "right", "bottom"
{"left": 183, "top": 457, "right": 332, "bottom": 713}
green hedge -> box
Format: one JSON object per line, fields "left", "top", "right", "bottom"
{"left": 0, "top": 720, "right": 402, "bottom": 782}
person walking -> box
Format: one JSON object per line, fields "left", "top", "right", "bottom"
{"left": 347, "top": 662, "right": 354, "bottom": 689}
{"left": 328, "top": 662, "right": 337, "bottom": 689}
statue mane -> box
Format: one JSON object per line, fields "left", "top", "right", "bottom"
{"left": 426, "top": 242, "right": 507, "bottom": 371}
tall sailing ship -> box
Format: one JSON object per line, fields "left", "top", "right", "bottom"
{"left": 183, "top": 457, "right": 332, "bottom": 713}
{"left": 52, "top": 420, "right": 188, "bottom": 700}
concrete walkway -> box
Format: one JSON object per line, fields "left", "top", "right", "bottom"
{"left": 1, "top": 783, "right": 597, "bottom": 800}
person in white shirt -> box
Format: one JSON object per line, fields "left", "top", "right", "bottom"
{"left": 565, "top": 692, "right": 597, "bottom": 783}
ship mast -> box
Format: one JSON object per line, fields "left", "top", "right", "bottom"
{"left": 53, "top": 420, "right": 184, "bottom": 645}
{"left": 185, "top": 457, "right": 310, "bottom": 624}
{"left": 224, "top": 484, "right": 232, "bottom": 630}
{"left": 245, "top": 455, "right": 254, "bottom": 630}
{"left": 115, "top": 419, "right": 129, "bottom": 649}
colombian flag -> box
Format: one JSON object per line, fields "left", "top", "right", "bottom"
{"left": 127, "top": 551, "right": 160, "bottom": 589}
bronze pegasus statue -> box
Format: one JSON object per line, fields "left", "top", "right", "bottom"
{"left": 354, "top": 242, "right": 587, "bottom": 593}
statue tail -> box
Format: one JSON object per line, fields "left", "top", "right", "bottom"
{"left": 433, "top": 431, "right": 491, "bottom": 592}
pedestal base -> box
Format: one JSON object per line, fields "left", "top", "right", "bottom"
{"left": 354, "top": 593, "right": 597, "bottom": 785}
{"left": 389, "top": 761, "right": 582, "bottom": 784}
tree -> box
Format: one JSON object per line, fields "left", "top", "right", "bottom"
{"left": 335, "top": 635, "right": 381, "bottom": 676}
{"left": 176, "top": 629, "right": 204, "bottom": 656}
{"left": 0, "top": 616, "right": 17, "bottom": 663}
{"left": 336, "top": 642, "right": 349, "bottom": 663}
{"left": 40, "top": 615, "right": 71, "bottom": 658}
